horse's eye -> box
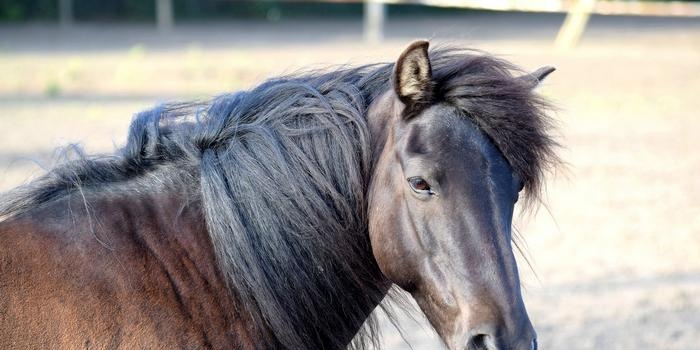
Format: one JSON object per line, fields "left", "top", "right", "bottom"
{"left": 408, "top": 177, "right": 433, "bottom": 194}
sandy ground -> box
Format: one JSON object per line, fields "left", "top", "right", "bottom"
{"left": 1, "top": 11, "right": 699, "bottom": 349}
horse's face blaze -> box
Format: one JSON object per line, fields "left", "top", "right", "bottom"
{"left": 368, "top": 42, "right": 539, "bottom": 350}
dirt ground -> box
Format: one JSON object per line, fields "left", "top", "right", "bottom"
{"left": 1, "top": 11, "right": 699, "bottom": 349}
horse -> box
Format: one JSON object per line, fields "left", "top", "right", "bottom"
{"left": 0, "top": 41, "right": 558, "bottom": 350}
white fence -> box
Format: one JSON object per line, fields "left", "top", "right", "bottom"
{"left": 57, "top": 0, "right": 700, "bottom": 47}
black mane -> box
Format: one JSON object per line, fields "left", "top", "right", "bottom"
{"left": 0, "top": 47, "right": 558, "bottom": 349}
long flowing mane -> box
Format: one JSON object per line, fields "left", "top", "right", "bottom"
{"left": 0, "top": 47, "right": 558, "bottom": 349}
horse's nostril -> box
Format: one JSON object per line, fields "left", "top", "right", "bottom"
{"left": 466, "top": 333, "right": 491, "bottom": 350}
{"left": 531, "top": 338, "right": 538, "bottom": 350}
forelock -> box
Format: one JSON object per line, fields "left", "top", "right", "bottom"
{"left": 429, "top": 48, "right": 560, "bottom": 205}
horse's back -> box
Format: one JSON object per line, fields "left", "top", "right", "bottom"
{"left": 0, "top": 192, "right": 246, "bottom": 349}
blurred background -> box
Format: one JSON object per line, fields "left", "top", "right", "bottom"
{"left": 1, "top": 0, "right": 699, "bottom": 349}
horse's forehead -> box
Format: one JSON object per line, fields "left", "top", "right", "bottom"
{"left": 405, "top": 104, "right": 489, "bottom": 156}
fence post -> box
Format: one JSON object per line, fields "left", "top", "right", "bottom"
{"left": 555, "top": 0, "right": 597, "bottom": 49}
{"left": 156, "top": 0, "right": 174, "bottom": 32}
{"left": 364, "top": 0, "right": 385, "bottom": 44}
{"left": 59, "top": 0, "right": 73, "bottom": 28}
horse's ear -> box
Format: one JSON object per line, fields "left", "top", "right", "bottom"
{"left": 518, "top": 66, "right": 556, "bottom": 88}
{"left": 393, "top": 40, "right": 434, "bottom": 108}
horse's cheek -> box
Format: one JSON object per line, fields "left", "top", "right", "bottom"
{"left": 369, "top": 212, "right": 419, "bottom": 290}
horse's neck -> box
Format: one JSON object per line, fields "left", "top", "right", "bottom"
{"left": 367, "top": 90, "right": 397, "bottom": 164}
{"left": 111, "top": 187, "right": 387, "bottom": 349}
{"left": 104, "top": 189, "right": 272, "bottom": 347}
{"left": 0, "top": 184, "right": 269, "bottom": 348}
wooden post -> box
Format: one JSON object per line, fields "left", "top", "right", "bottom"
{"left": 364, "top": 0, "right": 385, "bottom": 44}
{"left": 555, "top": 0, "right": 597, "bottom": 49}
{"left": 156, "top": 0, "right": 174, "bottom": 32}
{"left": 59, "top": 0, "right": 73, "bottom": 28}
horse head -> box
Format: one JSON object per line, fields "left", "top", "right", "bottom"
{"left": 367, "top": 41, "right": 555, "bottom": 350}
